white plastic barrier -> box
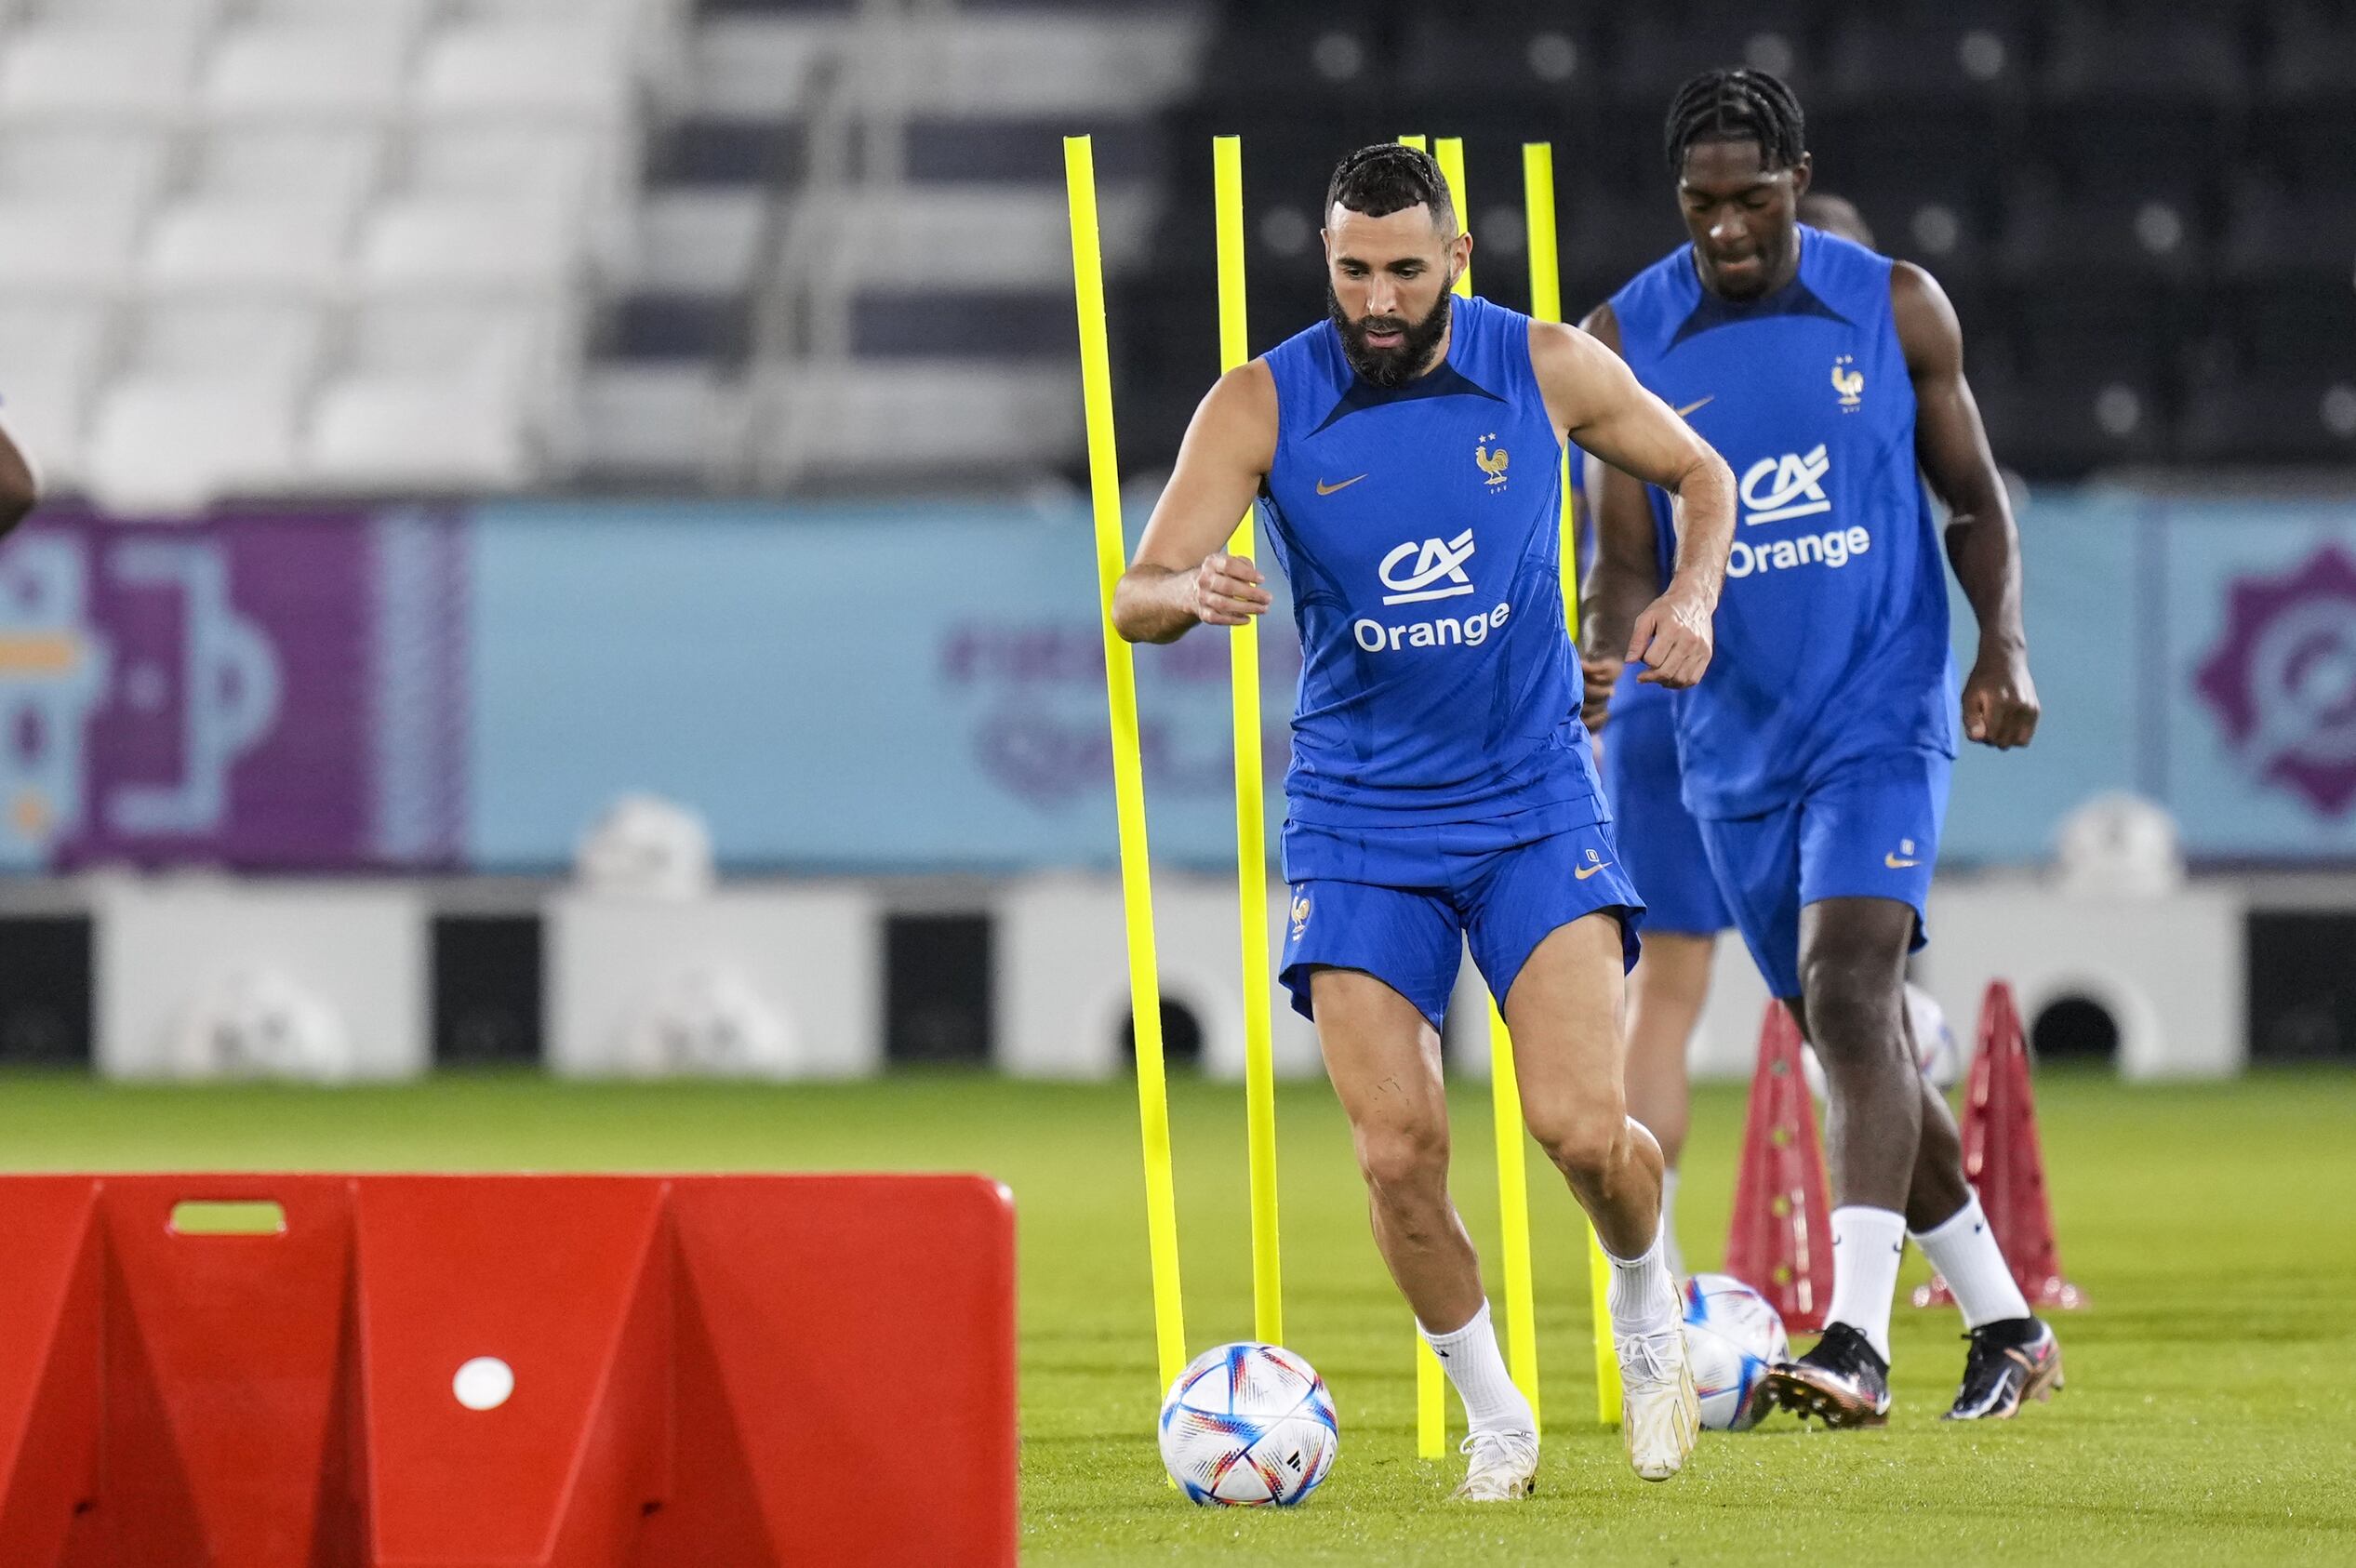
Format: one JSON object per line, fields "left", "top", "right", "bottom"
{"left": 96, "top": 877, "right": 427, "bottom": 1080}
{"left": 1919, "top": 879, "right": 2246, "bottom": 1080}
{"left": 993, "top": 872, "right": 1321, "bottom": 1081}
{"left": 545, "top": 885, "right": 879, "bottom": 1078}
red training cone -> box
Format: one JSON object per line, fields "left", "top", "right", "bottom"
{"left": 1913, "top": 981, "right": 2089, "bottom": 1310}
{"left": 1724, "top": 1001, "right": 1834, "bottom": 1333}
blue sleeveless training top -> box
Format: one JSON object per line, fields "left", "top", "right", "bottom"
{"left": 1607, "top": 227, "right": 1955, "bottom": 819}
{"left": 1258, "top": 292, "right": 1602, "bottom": 831}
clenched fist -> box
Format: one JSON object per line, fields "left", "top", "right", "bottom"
{"left": 1188, "top": 551, "right": 1272, "bottom": 627}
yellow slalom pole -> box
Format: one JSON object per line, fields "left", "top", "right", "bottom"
{"left": 1523, "top": 142, "right": 1580, "bottom": 644}
{"left": 1526, "top": 140, "right": 1619, "bottom": 1427}
{"left": 1213, "top": 134, "right": 1284, "bottom": 1351}
{"left": 1432, "top": 137, "right": 1472, "bottom": 299}
{"left": 1438, "top": 133, "right": 1545, "bottom": 1428}
{"left": 1065, "top": 135, "right": 1186, "bottom": 1402}
{"left": 1396, "top": 132, "right": 1450, "bottom": 1461}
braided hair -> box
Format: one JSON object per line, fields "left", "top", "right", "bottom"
{"left": 1663, "top": 68, "right": 1806, "bottom": 177}
{"left": 1326, "top": 143, "right": 1457, "bottom": 234}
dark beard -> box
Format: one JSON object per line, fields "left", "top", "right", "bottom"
{"left": 1328, "top": 286, "right": 1452, "bottom": 389}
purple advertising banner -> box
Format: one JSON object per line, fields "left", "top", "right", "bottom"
{"left": 0, "top": 508, "right": 465, "bottom": 871}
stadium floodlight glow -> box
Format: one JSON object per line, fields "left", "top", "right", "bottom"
{"left": 1062, "top": 134, "right": 1187, "bottom": 1404}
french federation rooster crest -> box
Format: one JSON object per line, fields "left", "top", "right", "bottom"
{"left": 1831, "top": 354, "right": 1864, "bottom": 408}
{"left": 1475, "top": 433, "right": 1510, "bottom": 486}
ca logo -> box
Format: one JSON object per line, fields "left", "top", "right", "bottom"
{"left": 1740, "top": 445, "right": 1832, "bottom": 526}
{"left": 1378, "top": 530, "right": 1477, "bottom": 605}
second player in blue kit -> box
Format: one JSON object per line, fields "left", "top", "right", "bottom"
{"left": 1585, "top": 69, "right": 2062, "bottom": 1429}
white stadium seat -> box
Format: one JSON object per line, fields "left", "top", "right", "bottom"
{"left": 792, "top": 188, "right": 1151, "bottom": 292}
{"left": 406, "top": 125, "right": 605, "bottom": 212}
{"left": 0, "top": 199, "right": 142, "bottom": 293}
{"left": 632, "top": 189, "right": 768, "bottom": 293}
{"left": 245, "top": 0, "right": 435, "bottom": 43}
{"left": 202, "top": 23, "right": 415, "bottom": 124}
{"left": 0, "top": 128, "right": 171, "bottom": 211}
{"left": 573, "top": 364, "right": 743, "bottom": 481}
{"left": 143, "top": 197, "right": 352, "bottom": 296}
{"left": 870, "top": 16, "right": 1205, "bottom": 117}
{"left": 129, "top": 298, "right": 324, "bottom": 386}
{"left": 85, "top": 373, "right": 305, "bottom": 512}
{"left": 691, "top": 20, "right": 846, "bottom": 117}
{"left": 0, "top": 299, "right": 112, "bottom": 486}
{"left": 358, "top": 194, "right": 579, "bottom": 294}
{"left": 26, "top": 0, "right": 225, "bottom": 31}
{"left": 306, "top": 371, "right": 534, "bottom": 491}
{"left": 0, "top": 27, "right": 201, "bottom": 126}
{"left": 415, "top": 23, "right": 633, "bottom": 124}
{"left": 188, "top": 126, "right": 384, "bottom": 209}
{"left": 767, "top": 362, "right": 1079, "bottom": 485}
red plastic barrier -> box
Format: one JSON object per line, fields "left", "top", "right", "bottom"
{"left": 0, "top": 1175, "right": 1016, "bottom": 1568}
{"left": 1913, "top": 982, "right": 2088, "bottom": 1311}
{"left": 1723, "top": 1001, "right": 1834, "bottom": 1333}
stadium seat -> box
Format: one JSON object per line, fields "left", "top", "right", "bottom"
{"left": 1821, "top": 8, "right": 2032, "bottom": 104}
{"left": 347, "top": 297, "right": 553, "bottom": 390}
{"left": 632, "top": 188, "right": 770, "bottom": 294}
{"left": 2216, "top": 174, "right": 2356, "bottom": 283}
{"left": 794, "top": 187, "right": 1149, "bottom": 292}
{"left": 0, "top": 127, "right": 171, "bottom": 212}
{"left": 605, "top": 291, "right": 750, "bottom": 363}
{"left": 189, "top": 126, "right": 385, "bottom": 210}
{"left": 1608, "top": 13, "right": 1821, "bottom": 108}
{"left": 407, "top": 125, "right": 608, "bottom": 211}
{"left": 872, "top": 14, "right": 1203, "bottom": 118}
{"left": 1192, "top": 9, "right": 1390, "bottom": 111}
{"left": 688, "top": 17, "right": 847, "bottom": 116}
{"left": 0, "top": 299, "right": 111, "bottom": 486}
{"left": 1394, "top": 2, "right": 1600, "bottom": 113}
{"left": 415, "top": 23, "right": 635, "bottom": 125}
{"left": 2180, "top": 372, "right": 2356, "bottom": 465}
{"left": 143, "top": 197, "right": 353, "bottom": 297}
{"left": 0, "top": 26, "right": 200, "bottom": 126}
{"left": 306, "top": 372, "right": 535, "bottom": 492}
{"left": 572, "top": 363, "right": 745, "bottom": 482}
{"left": 1974, "top": 369, "right": 2169, "bottom": 476}
{"left": 0, "top": 199, "right": 142, "bottom": 294}
{"left": 765, "top": 362, "right": 1077, "bottom": 486}
{"left": 84, "top": 374, "right": 305, "bottom": 511}
{"left": 2261, "top": 0, "right": 2356, "bottom": 100}
{"left": 129, "top": 298, "right": 325, "bottom": 388}
{"left": 358, "top": 195, "right": 581, "bottom": 295}
{"left": 201, "top": 22, "right": 415, "bottom": 124}
{"left": 646, "top": 115, "right": 805, "bottom": 186}
{"left": 2042, "top": 9, "right": 2247, "bottom": 102}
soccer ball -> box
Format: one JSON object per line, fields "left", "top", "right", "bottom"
{"left": 1681, "top": 1273, "right": 1788, "bottom": 1431}
{"left": 1803, "top": 982, "right": 1962, "bottom": 1101}
{"left": 1158, "top": 1342, "right": 1338, "bottom": 1506}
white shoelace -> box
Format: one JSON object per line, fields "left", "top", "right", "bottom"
{"left": 1617, "top": 1326, "right": 1684, "bottom": 1387}
{"left": 1453, "top": 1428, "right": 1539, "bottom": 1498}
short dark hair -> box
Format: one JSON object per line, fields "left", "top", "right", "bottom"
{"left": 1325, "top": 143, "right": 1457, "bottom": 233}
{"left": 1663, "top": 68, "right": 1806, "bottom": 177}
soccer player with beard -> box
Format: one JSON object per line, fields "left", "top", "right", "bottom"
{"left": 1114, "top": 143, "right": 1737, "bottom": 1500}
{"left": 1581, "top": 192, "right": 1881, "bottom": 1280}
{"left": 1583, "top": 70, "right": 2061, "bottom": 1426}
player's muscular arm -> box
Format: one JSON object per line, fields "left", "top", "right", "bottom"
{"left": 0, "top": 411, "right": 38, "bottom": 536}
{"left": 1574, "top": 305, "right": 1670, "bottom": 727}
{"left": 1112, "top": 362, "right": 1277, "bottom": 644}
{"left": 1893, "top": 262, "right": 2039, "bottom": 750}
{"left": 1541, "top": 310, "right": 1735, "bottom": 691}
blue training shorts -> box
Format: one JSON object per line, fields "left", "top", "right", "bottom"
{"left": 1694, "top": 748, "right": 1951, "bottom": 1000}
{"left": 1278, "top": 815, "right": 1644, "bottom": 1031}
{"left": 1601, "top": 696, "right": 1732, "bottom": 937}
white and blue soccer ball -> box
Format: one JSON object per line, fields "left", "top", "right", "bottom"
{"left": 1682, "top": 1273, "right": 1789, "bottom": 1431}
{"left": 1158, "top": 1342, "right": 1338, "bottom": 1506}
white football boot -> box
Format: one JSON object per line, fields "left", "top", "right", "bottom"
{"left": 1618, "top": 1324, "right": 1700, "bottom": 1482}
{"left": 1451, "top": 1428, "right": 1539, "bottom": 1501}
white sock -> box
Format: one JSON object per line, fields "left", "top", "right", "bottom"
{"left": 1911, "top": 1193, "right": 2031, "bottom": 1330}
{"left": 1421, "top": 1300, "right": 1534, "bottom": 1435}
{"left": 1604, "top": 1229, "right": 1680, "bottom": 1337}
{"left": 1658, "top": 1166, "right": 1684, "bottom": 1279}
{"left": 1825, "top": 1205, "right": 1907, "bottom": 1362}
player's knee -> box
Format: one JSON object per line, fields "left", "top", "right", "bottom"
{"left": 1528, "top": 1103, "right": 1628, "bottom": 1189}
{"left": 1800, "top": 956, "right": 1905, "bottom": 1067}
{"left": 1355, "top": 1120, "right": 1449, "bottom": 1198}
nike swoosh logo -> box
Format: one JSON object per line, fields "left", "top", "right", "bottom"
{"left": 1885, "top": 854, "right": 1920, "bottom": 869}
{"left": 1574, "top": 861, "right": 1613, "bottom": 881}
{"left": 1316, "top": 474, "right": 1366, "bottom": 495}
{"left": 1673, "top": 396, "right": 1714, "bottom": 418}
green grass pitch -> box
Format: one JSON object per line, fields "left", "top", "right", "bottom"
{"left": 2, "top": 1065, "right": 2349, "bottom": 1564}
